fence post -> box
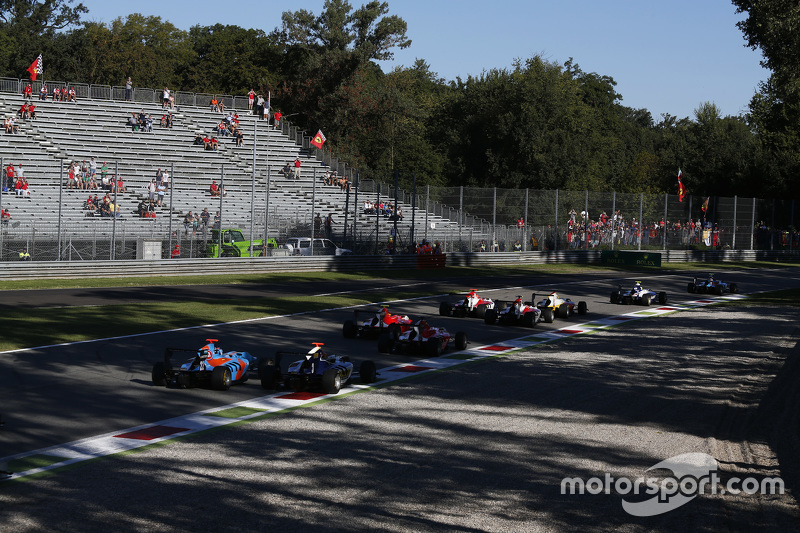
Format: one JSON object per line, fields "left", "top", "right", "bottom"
{"left": 459, "top": 185, "right": 463, "bottom": 246}
{"left": 638, "top": 193, "right": 643, "bottom": 251}
{"left": 751, "top": 197, "right": 756, "bottom": 250}
{"left": 662, "top": 193, "right": 668, "bottom": 250}
{"left": 168, "top": 162, "right": 174, "bottom": 255}
{"left": 524, "top": 188, "right": 529, "bottom": 252}
{"left": 56, "top": 158, "right": 62, "bottom": 260}
{"left": 249, "top": 118, "right": 257, "bottom": 256}
{"left": 492, "top": 187, "right": 497, "bottom": 251}
{"left": 311, "top": 167, "right": 316, "bottom": 255}
{"left": 111, "top": 161, "right": 119, "bottom": 259}
{"left": 584, "top": 190, "right": 588, "bottom": 251}
{"left": 554, "top": 189, "right": 559, "bottom": 253}
{"left": 353, "top": 170, "right": 359, "bottom": 250}
{"left": 732, "top": 195, "right": 738, "bottom": 250}
{"left": 611, "top": 191, "right": 616, "bottom": 251}
{"left": 375, "top": 183, "right": 381, "bottom": 254}
{"left": 791, "top": 200, "right": 795, "bottom": 252}
{"left": 265, "top": 166, "right": 271, "bottom": 252}
{"left": 425, "top": 184, "right": 429, "bottom": 242}
{"left": 217, "top": 166, "right": 224, "bottom": 255}
{"left": 410, "top": 172, "right": 416, "bottom": 248}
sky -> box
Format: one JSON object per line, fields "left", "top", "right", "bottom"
{"left": 76, "top": 0, "right": 769, "bottom": 120}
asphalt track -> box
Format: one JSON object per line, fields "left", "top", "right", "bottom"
{"left": 1, "top": 268, "right": 799, "bottom": 531}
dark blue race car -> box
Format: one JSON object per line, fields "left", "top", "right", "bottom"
{"left": 263, "top": 343, "right": 378, "bottom": 395}
{"left": 687, "top": 274, "right": 739, "bottom": 295}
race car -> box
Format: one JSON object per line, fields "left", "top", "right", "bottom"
{"left": 439, "top": 289, "right": 500, "bottom": 318}
{"left": 610, "top": 282, "right": 668, "bottom": 306}
{"left": 687, "top": 274, "right": 739, "bottom": 295}
{"left": 484, "top": 295, "right": 542, "bottom": 327}
{"left": 265, "top": 342, "right": 378, "bottom": 395}
{"left": 534, "top": 291, "right": 588, "bottom": 322}
{"left": 342, "top": 306, "right": 413, "bottom": 339}
{"left": 377, "top": 318, "right": 469, "bottom": 356}
{"left": 151, "top": 338, "right": 269, "bottom": 391}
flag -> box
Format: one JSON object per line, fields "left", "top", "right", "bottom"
{"left": 26, "top": 54, "right": 42, "bottom": 81}
{"left": 701, "top": 197, "right": 710, "bottom": 213}
{"left": 677, "top": 168, "right": 687, "bottom": 202}
{"left": 310, "top": 129, "right": 326, "bottom": 149}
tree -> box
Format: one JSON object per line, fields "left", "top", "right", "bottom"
{"left": 0, "top": 0, "right": 87, "bottom": 77}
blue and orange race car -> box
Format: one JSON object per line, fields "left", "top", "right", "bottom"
{"left": 151, "top": 338, "right": 272, "bottom": 391}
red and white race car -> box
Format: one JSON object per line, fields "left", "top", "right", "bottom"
{"left": 378, "top": 318, "right": 468, "bottom": 356}
{"left": 484, "top": 295, "right": 541, "bottom": 327}
{"left": 439, "top": 289, "right": 499, "bottom": 318}
{"left": 342, "top": 306, "right": 413, "bottom": 339}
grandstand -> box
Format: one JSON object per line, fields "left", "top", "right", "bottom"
{"left": 0, "top": 88, "right": 488, "bottom": 259}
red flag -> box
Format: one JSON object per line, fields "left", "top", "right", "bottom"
{"left": 310, "top": 129, "right": 326, "bottom": 149}
{"left": 26, "top": 54, "right": 42, "bottom": 81}
{"left": 701, "top": 197, "right": 710, "bottom": 212}
{"left": 677, "top": 168, "right": 687, "bottom": 202}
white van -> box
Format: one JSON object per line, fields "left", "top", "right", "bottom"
{"left": 283, "top": 238, "right": 352, "bottom": 256}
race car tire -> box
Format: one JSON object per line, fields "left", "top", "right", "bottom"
{"left": 377, "top": 333, "right": 394, "bottom": 354}
{"left": 151, "top": 362, "right": 168, "bottom": 386}
{"left": 425, "top": 339, "right": 443, "bottom": 357}
{"left": 622, "top": 296, "right": 632, "bottom": 305}
{"left": 322, "top": 368, "right": 342, "bottom": 394}
{"left": 730, "top": 283, "right": 738, "bottom": 294}
{"left": 577, "top": 301, "right": 588, "bottom": 315}
{"left": 359, "top": 360, "right": 377, "bottom": 383}
{"left": 715, "top": 286, "right": 724, "bottom": 296}
{"left": 439, "top": 302, "right": 451, "bottom": 316}
{"left": 258, "top": 358, "right": 280, "bottom": 390}
{"left": 484, "top": 308, "right": 497, "bottom": 325}
{"left": 475, "top": 304, "right": 487, "bottom": 319}
{"left": 641, "top": 294, "right": 651, "bottom": 306}
{"left": 658, "top": 292, "right": 668, "bottom": 305}
{"left": 455, "top": 332, "right": 468, "bottom": 350}
{"left": 212, "top": 366, "right": 232, "bottom": 391}
{"left": 342, "top": 320, "right": 357, "bottom": 339}
{"left": 610, "top": 291, "right": 620, "bottom": 304}
{"left": 522, "top": 311, "right": 536, "bottom": 328}
{"left": 687, "top": 283, "right": 696, "bottom": 294}
{"left": 388, "top": 323, "right": 401, "bottom": 339}
{"left": 557, "top": 303, "right": 570, "bottom": 319}
{"left": 542, "top": 307, "right": 555, "bottom": 323}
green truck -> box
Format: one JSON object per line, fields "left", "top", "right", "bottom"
{"left": 206, "top": 229, "right": 277, "bottom": 258}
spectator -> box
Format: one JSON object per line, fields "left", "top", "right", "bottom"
{"left": 325, "top": 213, "right": 333, "bottom": 238}
{"left": 22, "top": 84, "right": 32, "bottom": 100}
{"left": 138, "top": 110, "right": 147, "bottom": 130}
{"left": 200, "top": 207, "right": 210, "bottom": 229}
{"left": 273, "top": 109, "right": 282, "bottom": 130}
{"left": 18, "top": 248, "right": 30, "bottom": 261}
{"left": 216, "top": 120, "right": 228, "bottom": 136}
{"left": 145, "top": 114, "right": 153, "bottom": 132}
{"left": 203, "top": 135, "right": 211, "bottom": 150}
{"left": 210, "top": 137, "right": 219, "bottom": 150}
{"left": 314, "top": 214, "right": 322, "bottom": 235}
{"left": 255, "top": 94, "right": 264, "bottom": 117}
{"left": 234, "top": 129, "right": 243, "bottom": 147}
{"left": 280, "top": 162, "right": 292, "bottom": 179}
{"left": 125, "top": 77, "right": 132, "bottom": 101}
{"left": 218, "top": 99, "right": 225, "bottom": 113}
{"left": 39, "top": 84, "right": 47, "bottom": 100}
{"left": 161, "top": 169, "right": 170, "bottom": 191}
{"left": 68, "top": 87, "right": 76, "bottom": 101}
{"left": 209, "top": 180, "right": 220, "bottom": 197}
{"left": 210, "top": 97, "right": 219, "bottom": 112}
{"left": 1, "top": 208, "right": 10, "bottom": 225}
{"left": 4, "top": 116, "right": 11, "bottom": 134}
{"left": 156, "top": 180, "right": 166, "bottom": 206}
{"left": 193, "top": 133, "right": 204, "bottom": 146}
{"left": 100, "top": 161, "right": 109, "bottom": 184}
{"left": 27, "top": 103, "right": 36, "bottom": 119}
{"left": 9, "top": 116, "right": 19, "bottom": 134}
{"left": 137, "top": 199, "right": 148, "bottom": 218}
{"left": 4, "top": 163, "right": 13, "bottom": 191}
{"left": 147, "top": 179, "right": 156, "bottom": 203}
{"left": 128, "top": 113, "right": 138, "bottom": 131}
{"left": 53, "top": 86, "right": 61, "bottom": 101}
{"left": 170, "top": 244, "right": 180, "bottom": 259}
{"left": 247, "top": 89, "right": 255, "bottom": 113}
{"left": 84, "top": 195, "right": 95, "bottom": 212}
{"left": 184, "top": 211, "right": 195, "bottom": 236}
{"left": 18, "top": 103, "right": 28, "bottom": 119}
{"left": 293, "top": 157, "right": 301, "bottom": 180}
{"left": 213, "top": 211, "right": 221, "bottom": 229}
{"left": 162, "top": 87, "right": 171, "bottom": 108}
{"left": 116, "top": 176, "right": 127, "bottom": 194}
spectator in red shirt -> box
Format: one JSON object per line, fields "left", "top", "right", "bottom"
{"left": 273, "top": 110, "right": 282, "bottom": 130}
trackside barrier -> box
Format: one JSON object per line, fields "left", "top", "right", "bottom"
{"left": 0, "top": 250, "right": 796, "bottom": 280}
